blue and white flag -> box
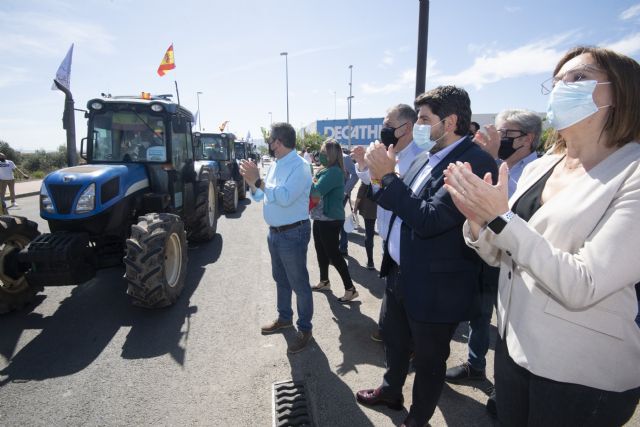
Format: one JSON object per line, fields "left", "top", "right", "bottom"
{"left": 52, "top": 43, "right": 74, "bottom": 91}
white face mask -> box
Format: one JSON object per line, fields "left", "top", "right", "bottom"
{"left": 546, "top": 80, "right": 611, "bottom": 130}
{"left": 413, "top": 118, "right": 445, "bottom": 150}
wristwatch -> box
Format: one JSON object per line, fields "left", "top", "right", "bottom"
{"left": 487, "top": 210, "right": 515, "bottom": 234}
{"left": 380, "top": 172, "right": 397, "bottom": 189}
{"left": 254, "top": 178, "right": 262, "bottom": 188}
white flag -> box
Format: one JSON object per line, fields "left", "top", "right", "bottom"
{"left": 192, "top": 110, "right": 199, "bottom": 129}
{"left": 52, "top": 43, "right": 74, "bottom": 91}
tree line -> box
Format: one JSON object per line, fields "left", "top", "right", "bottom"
{"left": 0, "top": 140, "right": 68, "bottom": 179}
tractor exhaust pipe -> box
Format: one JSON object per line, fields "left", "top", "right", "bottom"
{"left": 53, "top": 79, "right": 78, "bottom": 167}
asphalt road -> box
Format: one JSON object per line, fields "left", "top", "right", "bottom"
{"left": 0, "top": 195, "right": 637, "bottom": 426}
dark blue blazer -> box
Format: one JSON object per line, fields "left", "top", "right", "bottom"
{"left": 373, "top": 137, "right": 498, "bottom": 323}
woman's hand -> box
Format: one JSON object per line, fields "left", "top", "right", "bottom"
{"left": 443, "top": 161, "right": 510, "bottom": 225}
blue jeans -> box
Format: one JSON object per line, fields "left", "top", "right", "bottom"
{"left": 267, "top": 221, "right": 313, "bottom": 332}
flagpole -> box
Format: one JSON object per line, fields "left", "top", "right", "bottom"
{"left": 174, "top": 81, "right": 181, "bottom": 106}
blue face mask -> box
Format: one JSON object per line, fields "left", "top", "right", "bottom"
{"left": 546, "top": 80, "right": 611, "bottom": 130}
{"left": 412, "top": 118, "right": 446, "bottom": 151}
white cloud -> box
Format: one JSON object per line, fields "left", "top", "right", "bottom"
{"left": 0, "top": 66, "right": 30, "bottom": 88}
{"left": 361, "top": 59, "right": 440, "bottom": 95}
{"left": 604, "top": 32, "right": 640, "bottom": 55}
{"left": 620, "top": 4, "right": 640, "bottom": 20}
{"left": 505, "top": 5, "right": 522, "bottom": 13}
{"left": 381, "top": 50, "right": 394, "bottom": 67}
{"left": 0, "top": 11, "right": 116, "bottom": 57}
{"left": 431, "top": 34, "right": 575, "bottom": 89}
{"left": 361, "top": 69, "right": 414, "bottom": 95}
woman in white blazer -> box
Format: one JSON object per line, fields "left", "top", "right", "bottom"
{"left": 443, "top": 46, "right": 640, "bottom": 426}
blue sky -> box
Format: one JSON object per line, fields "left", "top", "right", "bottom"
{"left": 1, "top": 0, "right": 640, "bottom": 152}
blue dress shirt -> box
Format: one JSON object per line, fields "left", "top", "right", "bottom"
{"left": 251, "top": 150, "right": 312, "bottom": 227}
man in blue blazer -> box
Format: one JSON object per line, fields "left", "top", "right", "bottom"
{"left": 355, "top": 86, "right": 498, "bottom": 427}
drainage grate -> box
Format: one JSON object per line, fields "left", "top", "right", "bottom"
{"left": 272, "top": 380, "right": 315, "bottom": 427}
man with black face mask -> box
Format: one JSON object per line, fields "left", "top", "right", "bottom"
{"left": 351, "top": 104, "right": 420, "bottom": 340}
{"left": 445, "top": 108, "right": 541, "bottom": 418}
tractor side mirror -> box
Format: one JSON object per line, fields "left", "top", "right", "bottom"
{"left": 80, "top": 137, "right": 88, "bottom": 160}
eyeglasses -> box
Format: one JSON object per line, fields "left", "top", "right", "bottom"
{"left": 498, "top": 129, "right": 527, "bottom": 139}
{"left": 540, "top": 63, "right": 605, "bottom": 95}
{"left": 385, "top": 121, "right": 408, "bottom": 130}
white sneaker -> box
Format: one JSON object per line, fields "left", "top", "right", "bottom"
{"left": 9, "top": 202, "right": 17, "bottom": 208}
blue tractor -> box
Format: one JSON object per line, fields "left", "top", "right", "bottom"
{"left": 0, "top": 94, "right": 219, "bottom": 313}
{"left": 193, "top": 132, "right": 246, "bottom": 213}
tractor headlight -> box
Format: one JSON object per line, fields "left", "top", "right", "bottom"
{"left": 40, "top": 184, "right": 54, "bottom": 213}
{"left": 75, "top": 183, "right": 95, "bottom": 213}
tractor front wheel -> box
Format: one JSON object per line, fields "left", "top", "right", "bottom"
{"left": 187, "top": 176, "right": 218, "bottom": 243}
{"left": 124, "top": 213, "right": 187, "bottom": 308}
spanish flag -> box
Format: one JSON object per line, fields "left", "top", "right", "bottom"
{"left": 157, "top": 44, "right": 176, "bottom": 77}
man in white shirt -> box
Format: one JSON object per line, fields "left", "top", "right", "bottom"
{"left": 350, "top": 104, "right": 422, "bottom": 340}
{"left": 0, "top": 152, "right": 29, "bottom": 207}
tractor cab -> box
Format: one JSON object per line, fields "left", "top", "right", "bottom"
{"left": 193, "top": 132, "right": 246, "bottom": 212}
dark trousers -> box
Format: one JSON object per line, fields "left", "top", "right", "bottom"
{"left": 380, "top": 264, "right": 457, "bottom": 425}
{"left": 313, "top": 220, "right": 354, "bottom": 291}
{"left": 495, "top": 337, "right": 640, "bottom": 427}
{"left": 363, "top": 218, "right": 375, "bottom": 264}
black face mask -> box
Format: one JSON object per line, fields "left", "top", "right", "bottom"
{"left": 498, "top": 137, "right": 520, "bottom": 160}
{"left": 379, "top": 122, "right": 408, "bottom": 147}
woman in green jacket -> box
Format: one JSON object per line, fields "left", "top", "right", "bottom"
{"left": 310, "top": 139, "right": 358, "bottom": 302}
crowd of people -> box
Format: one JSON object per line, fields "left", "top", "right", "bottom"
{"left": 240, "top": 45, "right": 640, "bottom": 427}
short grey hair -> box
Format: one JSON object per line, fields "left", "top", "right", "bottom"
{"left": 389, "top": 104, "right": 417, "bottom": 124}
{"left": 495, "top": 109, "right": 543, "bottom": 151}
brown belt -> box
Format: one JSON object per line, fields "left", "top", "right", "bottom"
{"left": 270, "top": 219, "right": 309, "bottom": 233}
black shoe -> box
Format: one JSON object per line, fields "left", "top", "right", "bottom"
{"left": 366, "top": 261, "right": 375, "bottom": 270}
{"left": 356, "top": 387, "right": 404, "bottom": 411}
{"left": 339, "top": 250, "right": 348, "bottom": 257}
{"left": 287, "top": 330, "right": 312, "bottom": 354}
{"left": 486, "top": 386, "right": 497, "bottom": 418}
{"left": 445, "top": 362, "right": 486, "bottom": 383}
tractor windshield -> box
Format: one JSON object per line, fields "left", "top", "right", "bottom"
{"left": 200, "top": 135, "right": 229, "bottom": 161}
{"left": 234, "top": 142, "right": 246, "bottom": 160}
{"left": 90, "top": 110, "right": 167, "bottom": 162}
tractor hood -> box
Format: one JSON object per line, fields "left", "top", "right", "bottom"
{"left": 41, "top": 164, "right": 149, "bottom": 220}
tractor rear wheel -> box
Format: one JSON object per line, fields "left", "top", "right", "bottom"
{"left": 124, "top": 213, "right": 187, "bottom": 308}
{"left": 222, "top": 180, "right": 239, "bottom": 213}
{"left": 187, "top": 176, "right": 218, "bottom": 242}
{"left": 0, "top": 216, "right": 40, "bottom": 314}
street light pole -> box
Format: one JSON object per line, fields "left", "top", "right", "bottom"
{"left": 196, "top": 91, "right": 203, "bottom": 131}
{"left": 415, "top": 0, "right": 430, "bottom": 97}
{"left": 347, "top": 65, "right": 354, "bottom": 149}
{"left": 280, "top": 52, "right": 289, "bottom": 123}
